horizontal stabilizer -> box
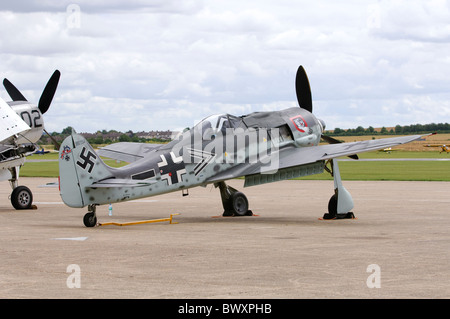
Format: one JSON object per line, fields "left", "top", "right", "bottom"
{"left": 98, "top": 142, "right": 162, "bottom": 163}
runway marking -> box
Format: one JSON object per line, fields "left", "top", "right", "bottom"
{"left": 35, "top": 202, "right": 64, "bottom": 205}
{"left": 33, "top": 200, "right": 159, "bottom": 205}
{"left": 51, "top": 237, "right": 88, "bottom": 241}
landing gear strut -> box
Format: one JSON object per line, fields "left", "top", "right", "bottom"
{"left": 215, "top": 181, "right": 253, "bottom": 216}
{"left": 83, "top": 204, "right": 98, "bottom": 227}
{"left": 322, "top": 159, "right": 355, "bottom": 220}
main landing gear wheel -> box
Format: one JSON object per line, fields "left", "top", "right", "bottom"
{"left": 324, "top": 194, "right": 337, "bottom": 219}
{"left": 228, "top": 191, "right": 250, "bottom": 216}
{"left": 322, "top": 194, "right": 355, "bottom": 220}
{"left": 216, "top": 182, "right": 253, "bottom": 217}
{"left": 10, "top": 186, "right": 33, "bottom": 210}
{"left": 321, "top": 160, "right": 355, "bottom": 220}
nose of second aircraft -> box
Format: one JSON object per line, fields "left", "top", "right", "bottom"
{"left": 318, "top": 118, "right": 326, "bottom": 133}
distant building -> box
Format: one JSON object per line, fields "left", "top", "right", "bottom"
{"left": 135, "top": 130, "right": 174, "bottom": 140}
{"left": 38, "top": 129, "right": 177, "bottom": 147}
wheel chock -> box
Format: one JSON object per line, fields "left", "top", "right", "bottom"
{"left": 319, "top": 212, "right": 356, "bottom": 220}
{"left": 98, "top": 213, "right": 180, "bottom": 227}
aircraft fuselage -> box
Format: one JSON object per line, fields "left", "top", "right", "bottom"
{"left": 60, "top": 107, "right": 325, "bottom": 207}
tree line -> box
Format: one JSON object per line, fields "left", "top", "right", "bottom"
{"left": 326, "top": 122, "right": 450, "bottom": 136}
{"left": 39, "top": 126, "right": 172, "bottom": 148}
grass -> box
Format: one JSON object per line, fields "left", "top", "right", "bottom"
{"left": 20, "top": 150, "right": 450, "bottom": 181}
{"left": 357, "top": 151, "right": 447, "bottom": 159}
{"left": 296, "top": 160, "right": 450, "bottom": 181}
{"left": 21, "top": 153, "right": 127, "bottom": 177}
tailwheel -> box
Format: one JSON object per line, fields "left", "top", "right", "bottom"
{"left": 83, "top": 205, "right": 98, "bottom": 227}
{"left": 11, "top": 186, "right": 34, "bottom": 210}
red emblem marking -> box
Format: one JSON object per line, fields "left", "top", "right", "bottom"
{"left": 290, "top": 115, "right": 308, "bottom": 133}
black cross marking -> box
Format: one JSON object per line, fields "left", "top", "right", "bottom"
{"left": 158, "top": 152, "right": 186, "bottom": 185}
{"left": 76, "top": 147, "right": 97, "bottom": 173}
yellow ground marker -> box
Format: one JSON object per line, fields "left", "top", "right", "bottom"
{"left": 99, "top": 213, "right": 180, "bottom": 227}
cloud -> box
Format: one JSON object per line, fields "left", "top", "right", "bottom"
{"left": 0, "top": 1, "right": 449, "bottom": 133}
{"left": 369, "top": 0, "right": 450, "bottom": 43}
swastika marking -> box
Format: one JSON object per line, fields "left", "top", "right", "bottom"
{"left": 76, "top": 147, "right": 97, "bottom": 173}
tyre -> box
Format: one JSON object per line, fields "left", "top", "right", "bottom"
{"left": 83, "top": 212, "right": 97, "bottom": 227}
{"left": 11, "top": 186, "right": 33, "bottom": 210}
{"left": 231, "top": 192, "right": 249, "bottom": 216}
{"left": 327, "top": 194, "right": 338, "bottom": 219}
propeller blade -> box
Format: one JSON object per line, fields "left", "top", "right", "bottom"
{"left": 295, "top": 65, "right": 313, "bottom": 113}
{"left": 321, "top": 134, "right": 359, "bottom": 160}
{"left": 44, "top": 129, "right": 60, "bottom": 150}
{"left": 38, "top": 70, "right": 60, "bottom": 114}
{"left": 321, "top": 134, "right": 342, "bottom": 145}
{"left": 3, "top": 78, "right": 27, "bottom": 101}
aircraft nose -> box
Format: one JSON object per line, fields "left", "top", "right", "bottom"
{"left": 318, "top": 118, "right": 326, "bottom": 132}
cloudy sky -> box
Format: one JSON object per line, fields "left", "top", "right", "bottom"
{"left": 0, "top": 0, "right": 449, "bottom": 133}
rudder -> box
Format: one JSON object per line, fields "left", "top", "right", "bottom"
{"left": 59, "top": 132, "right": 113, "bottom": 208}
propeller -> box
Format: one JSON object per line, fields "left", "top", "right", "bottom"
{"left": 3, "top": 69, "right": 60, "bottom": 114}
{"left": 295, "top": 65, "right": 358, "bottom": 160}
{"left": 3, "top": 70, "right": 61, "bottom": 150}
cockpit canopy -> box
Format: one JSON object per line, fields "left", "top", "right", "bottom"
{"left": 194, "top": 113, "right": 243, "bottom": 135}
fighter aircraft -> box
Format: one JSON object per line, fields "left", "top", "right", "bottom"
{"left": 1, "top": 70, "right": 60, "bottom": 209}
{"left": 58, "top": 65, "right": 433, "bottom": 227}
{"left": 424, "top": 144, "right": 449, "bottom": 154}
{"left": 378, "top": 147, "right": 398, "bottom": 154}
{"left": 34, "top": 148, "right": 51, "bottom": 155}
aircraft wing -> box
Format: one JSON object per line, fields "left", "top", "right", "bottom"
{"left": 207, "top": 134, "right": 432, "bottom": 183}
{"left": 98, "top": 142, "right": 163, "bottom": 163}
{"left": 0, "top": 97, "right": 30, "bottom": 142}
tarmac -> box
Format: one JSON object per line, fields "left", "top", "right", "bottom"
{"left": 0, "top": 177, "right": 449, "bottom": 299}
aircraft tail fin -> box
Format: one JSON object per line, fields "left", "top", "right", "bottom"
{"left": 59, "top": 132, "right": 114, "bottom": 208}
